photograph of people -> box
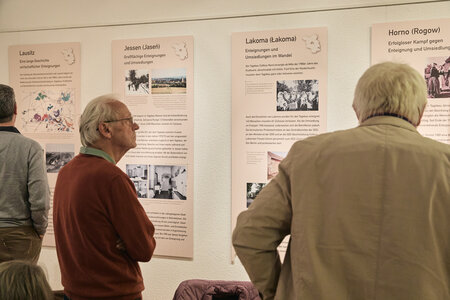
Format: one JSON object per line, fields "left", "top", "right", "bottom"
{"left": 148, "top": 165, "right": 187, "bottom": 200}
{"left": 424, "top": 56, "right": 450, "bottom": 98}
{"left": 276, "top": 80, "right": 319, "bottom": 111}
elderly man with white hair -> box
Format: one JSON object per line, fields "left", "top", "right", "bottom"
{"left": 54, "top": 94, "right": 156, "bottom": 300}
{"left": 233, "top": 62, "right": 450, "bottom": 300}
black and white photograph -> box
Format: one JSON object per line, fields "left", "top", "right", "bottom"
{"left": 246, "top": 182, "right": 266, "bottom": 207}
{"left": 132, "top": 180, "right": 148, "bottom": 198}
{"left": 148, "top": 165, "right": 187, "bottom": 200}
{"left": 276, "top": 80, "right": 319, "bottom": 111}
{"left": 424, "top": 56, "right": 450, "bottom": 99}
{"left": 126, "top": 164, "right": 148, "bottom": 180}
{"left": 45, "top": 143, "right": 75, "bottom": 173}
{"left": 151, "top": 68, "right": 187, "bottom": 94}
{"left": 125, "top": 69, "right": 150, "bottom": 95}
{"left": 267, "top": 151, "right": 287, "bottom": 180}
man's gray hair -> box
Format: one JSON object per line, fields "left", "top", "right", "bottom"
{"left": 0, "top": 84, "right": 16, "bottom": 123}
{"left": 353, "top": 62, "right": 427, "bottom": 126}
{"left": 79, "top": 94, "right": 121, "bottom": 147}
{"left": 0, "top": 260, "right": 53, "bottom": 300}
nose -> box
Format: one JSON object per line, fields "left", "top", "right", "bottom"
{"left": 133, "top": 122, "right": 139, "bottom": 131}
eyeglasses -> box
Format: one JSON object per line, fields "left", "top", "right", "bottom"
{"left": 103, "top": 116, "right": 134, "bottom": 125}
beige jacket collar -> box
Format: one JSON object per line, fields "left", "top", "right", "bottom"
{"left": 359, "top": 115, "right": 419, "bottom": 133}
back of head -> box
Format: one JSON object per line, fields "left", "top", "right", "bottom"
{"left": 0, "top": 84, "right": 16, "bottom": 123}
{"left": 0, "top": 260, "right": 53, "bottom": 300}
{"left": 353, "top": 62, "right": 427, "bottom": 126}
{"left": 79, "top": 94, "right": 121, "bottom": 147}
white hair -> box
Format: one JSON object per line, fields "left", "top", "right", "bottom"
{"left": 79, "top": 94, "right": 121, "bottom": 147}
{"left": 353, "top": 62, "right": 427, "bottom": 126}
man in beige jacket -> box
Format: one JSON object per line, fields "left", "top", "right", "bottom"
{"left": 233, "top": 62, "right": 450, "bottom": 300}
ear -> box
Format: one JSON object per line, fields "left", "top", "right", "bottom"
{"left": 352, "top": 104, "right": 360, "bottom": 120}
{"left": 14, "top": 103, "right": 17, "bottom": 115}
{"left": 416, "top": 103, "right": 427, "bottom": 127}
{"left": 97, "top": 122, "right": 112, "bottom": 139}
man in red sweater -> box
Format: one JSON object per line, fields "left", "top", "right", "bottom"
{"left": 53, "top": 94, "right": 156, "bottom": 300}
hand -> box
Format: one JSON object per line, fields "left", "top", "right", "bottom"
{"left": 116, "top": 238, "right": 126, "bottom": 252}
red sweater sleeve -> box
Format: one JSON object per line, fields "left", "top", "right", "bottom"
{"left": 107, "top": 174, "right": 156, "bottom": 262}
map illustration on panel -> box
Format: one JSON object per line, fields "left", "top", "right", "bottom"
{"left": 21, "top": 90, "right": 75, "bottom": 133}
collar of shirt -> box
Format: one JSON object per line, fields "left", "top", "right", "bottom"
{"left": 364, "top": 112, "right": 413, "bottom": 125}
{"left": 79, "top": 146, "right": 116, "bottom": 164}
{"left": 360, "top": 115, "right": 418, "bottom": 133}
{"left": 0, "top": 126, "right": 20, "bottom": 133}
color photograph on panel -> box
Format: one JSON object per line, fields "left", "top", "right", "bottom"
{"left": 151, "top": 68, "right": 186, "bottom": 94}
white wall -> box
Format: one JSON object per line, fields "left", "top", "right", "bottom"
{"left": 0, "top": 1, "right": 449, "bottom": 299}
{"left": 0, "top": 0, "right": 440, "bottom": 32}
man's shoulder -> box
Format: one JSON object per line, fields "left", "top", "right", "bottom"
{"left": 290, "top": 128, "right": 352, "bottom": 149}
{"left": 21, "top": 135, "right": 43, "bottom": 151}
{"left": 418, "top": 134, "right": 450, "bottom": 152}
{"left": 63, "top": 154, "right": 128, "bottom": 178}
{"left": 290, "top": 124, "right": 449, "bottom": 156}
{"left": 0, "top": 131, "right": 43, "bottom": 151}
